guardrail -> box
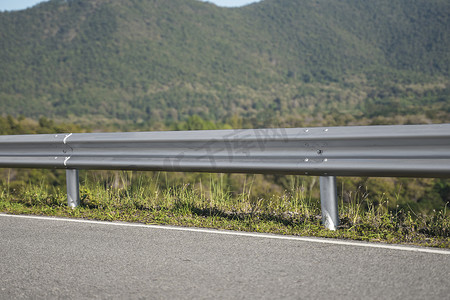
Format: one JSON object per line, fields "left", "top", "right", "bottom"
{"left": 1, "top": 124, "right": 449, "bottom": 230}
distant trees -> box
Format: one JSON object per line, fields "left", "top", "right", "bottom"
{"left": 0, "top": 115, "right": 84, "bottom": 135}
{"left": 1, "top": 0, "right": 449, "bottom": 125}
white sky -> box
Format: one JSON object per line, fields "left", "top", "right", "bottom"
{"left": 0, "top": 0, "right": 261, "bottom": 11}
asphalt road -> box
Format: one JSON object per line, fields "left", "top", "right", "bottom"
{"left": 1, "top": 214, "right": 449, "bottom": 299}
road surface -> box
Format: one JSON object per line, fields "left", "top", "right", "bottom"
{"left": 0, "top": 213, "right": 449, "bottom": 299}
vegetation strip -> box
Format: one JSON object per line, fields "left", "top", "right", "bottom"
{"left": 1, "top": 175, "right": 448, "bottom": 248}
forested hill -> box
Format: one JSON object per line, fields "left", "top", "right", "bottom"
{"left": 1, "top": 0, "right": 449, "bottom": 127}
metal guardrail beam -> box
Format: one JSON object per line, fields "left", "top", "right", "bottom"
{"left": 0, "top": 124, "right": 449, "bottom": 177}
{"left": 1, "top": 124, "right": 449, "bottom": 230}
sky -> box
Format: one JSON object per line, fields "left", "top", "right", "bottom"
{"left": 0, "top": 0, "right": 261, "bottom": 11}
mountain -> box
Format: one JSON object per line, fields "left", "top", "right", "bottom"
{"left": 0, "top": 0, "right": 449, "bottom": 127}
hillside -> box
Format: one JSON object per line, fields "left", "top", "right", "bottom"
{"left": 0, "top": 0, "right": 449, "bottom": 127}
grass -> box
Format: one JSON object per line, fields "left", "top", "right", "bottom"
{"left": 0, "top": 172, "right": 449, "bottom": 248}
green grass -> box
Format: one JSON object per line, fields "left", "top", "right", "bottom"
{"left": 1, "top": 172, "right": 448, "bottom": 248}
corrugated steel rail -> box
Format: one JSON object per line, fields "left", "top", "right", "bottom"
{"left": 1, "top": 124, "right": 449, "bottom": 176}
{"left": 1, "top": 124, "right": 449, "bottom": 229}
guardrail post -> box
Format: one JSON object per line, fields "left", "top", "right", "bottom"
{"left": 66, "top": 169, "right": 80, "bottom": 208}
{"left": 320, "top": 176, "right": 339, "bottom": 230}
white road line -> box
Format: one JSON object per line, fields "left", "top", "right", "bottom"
{"left": 1, "top": 213, "right": 449, "bottom": 255}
